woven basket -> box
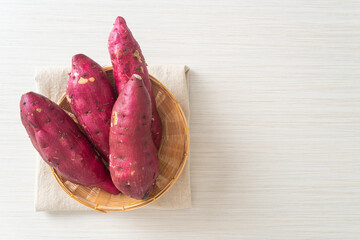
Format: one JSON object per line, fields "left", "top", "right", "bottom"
{"left": 54, "top": 66, "right": 189, "bottom": 212}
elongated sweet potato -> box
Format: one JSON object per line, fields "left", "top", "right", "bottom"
{"left": 109, "top": 74, "right": 159, "bottom": 199}
{"left": 108, "top": 16, "right": 162, "bottom": 149}
{"left": 67, "top": 54, "right": 116, "bottom": 162}
{"left": 20, "top": 92, "right": 119, "bottom": 194}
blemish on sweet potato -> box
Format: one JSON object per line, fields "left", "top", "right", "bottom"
{"left": 133, "top": 50, "right": 142, "bottom": 63}
{"left": 28, "top": 120, "right": 37, "bottom": 128}
{"left": 113, "top": 156, "right": 124, "bottom": 161}
{"left": 78, "top": 77, "right": 88, "bottom": 84}
{"left": 112, "top": 112, "right": 118, "bottom": 126}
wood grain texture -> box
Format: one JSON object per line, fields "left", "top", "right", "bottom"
{"left": 1, "top": 0, "right": 360, "bottom": 239}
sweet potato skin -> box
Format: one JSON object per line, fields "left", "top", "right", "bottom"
{"left": 108, "top": 16, "right": 162, "bottom": 149}
{"left": 66, "top": 54, "right": 115, "bottom": 162}
{"left": 109, "top": 74, "right": 159, "bottom": 199}
{"left": 20, "top": 92, "right": 119, "bottom": 194}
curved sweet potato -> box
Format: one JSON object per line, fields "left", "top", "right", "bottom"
{"left": 108, "top": 16, "right": 162, "bottom": 149}
{"left": 109, "top": 74, "right": 159, "bottom": 199}
{"left": 67, "top": 54, "right": 116, "bottom": 162}
{"left": 20, "top": 92, "right": 119, "bottom": 194}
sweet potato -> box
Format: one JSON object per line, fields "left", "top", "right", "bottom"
{"left": 109, "top": 74, "right": 159, "bottom": 199}
{"left": 108, "top": 16, "right": 162, "bottom": 149}
{"left": 20, "top": 92, "right": 119, "bottom": 194}
{"left": 66, "top": 54, "right": 116, "bottom": 162}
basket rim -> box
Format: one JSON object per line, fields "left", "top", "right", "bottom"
{"left": 52, "top": 67, "right": 190, "bottom": 213}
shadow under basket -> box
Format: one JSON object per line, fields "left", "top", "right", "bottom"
{"left": 54, "top": 66, "right": 189, "bottom": 212}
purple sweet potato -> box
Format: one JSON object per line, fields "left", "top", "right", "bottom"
{"left": 20, "top": 92, "right": 119, "bottom": 194}
{"left": 109, "top": 74, "right": 159, "bottom": 199}
{"left": 108, "top": 16, "right": 162, "bottom": 149}
{"left": 66, "top": 54, "right": 115, "bottom": 162}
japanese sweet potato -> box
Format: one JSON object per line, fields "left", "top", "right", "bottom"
{"left": 66, "top": 54, "right": 115, "bottom": 162}
{"left": 20, "top": 92, "right": 119, "bottom": 194}
{"left": 108, "top": 16, "right": 162, "bottom": 149}
{"left": 109, "top": 74, "right": 159, "bottom": 199}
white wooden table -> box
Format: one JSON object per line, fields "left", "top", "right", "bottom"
{"left": 1, "top": 1, "right": 360, "bottom": 239}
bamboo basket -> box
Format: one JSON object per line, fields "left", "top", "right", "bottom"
{"left": 54, "top": 66, "right": 189, "bottom": 212}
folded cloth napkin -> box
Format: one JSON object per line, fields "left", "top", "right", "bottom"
{"left": 34, "top": 65, "right": 191, "bottom": 211}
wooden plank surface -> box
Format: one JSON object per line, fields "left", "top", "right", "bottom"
{"left": 1, "top": 0, "right": 360, "bottom": 239}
